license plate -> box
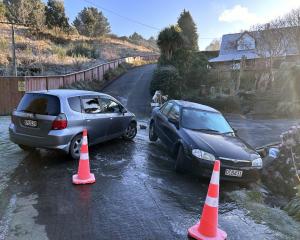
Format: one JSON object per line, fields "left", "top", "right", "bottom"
{"left": 23, "top": 119, "right": 38, "bottom": 128}
{"left": 225, "top": 169, "right": 243, "bottom": 177}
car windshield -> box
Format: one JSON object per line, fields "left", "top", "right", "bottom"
{"left": 181, "top": 108, "right": 233, "bottom": 134}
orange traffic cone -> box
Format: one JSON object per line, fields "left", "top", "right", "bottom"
{"left": 72, "top": 129, "right": 96, "bottom": 185}
{"left": 188, "top": 160, "right": 227, "bottom": 240}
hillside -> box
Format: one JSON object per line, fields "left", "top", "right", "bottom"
{"left": 0, "top": 23, "right": 159, "bottom": 76}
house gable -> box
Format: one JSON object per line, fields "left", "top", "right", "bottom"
{"left": 237, "top": 33, "right": 255, "bottom": 51}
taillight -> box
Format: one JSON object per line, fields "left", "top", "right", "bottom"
{"left": 52, "top": 113, "right": 68, "bottom": 130}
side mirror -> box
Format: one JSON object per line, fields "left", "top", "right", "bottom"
{"left": 120, "top": 107, "right": 127, "bottom": 114}
{"left": 233, "top": 128, "right": 238, "bottom": 134}
{"left": 168, "top": 117, "right": 179, "bottom": 128}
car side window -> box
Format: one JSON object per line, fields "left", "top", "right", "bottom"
{"left": 100, "top": 98, "right": 121, "bottom": 113}
{"left": 168, "top": 104, "right": 180, "bottom": 120}
{"left": 82, "top": 97, "right": 102, "bottom": 114}
{"left": 161, "top": 102, "right": 173, "bottom": 116}
{"left": 68, "top": 97, "right": 82, "bottom": 112}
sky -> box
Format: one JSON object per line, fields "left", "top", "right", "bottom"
{"left": 60, "top": 0, "right": 300, "bottom": 50}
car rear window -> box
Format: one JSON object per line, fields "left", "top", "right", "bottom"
{"left": 17, "top": 93, "right": 60, "bottom": 116}
{"left": 68, "top": 97, "right": 81, "bottom": 112}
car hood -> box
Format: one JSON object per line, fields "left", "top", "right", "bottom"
{"left": 183, "top": 129, "right": 259, "bottom": 161}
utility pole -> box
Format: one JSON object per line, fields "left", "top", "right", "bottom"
{"left": 11, "top": 23, "right": 17, "bottom": 76}
{"left": 0, "top": 21, "right": 22, "bottom": 76}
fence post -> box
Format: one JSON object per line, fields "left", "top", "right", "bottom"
{"left": 62, "top": 76, "right": 65, "bottom": 87}
{"left": 46, "top": 76, "right": 49, "bottom": 90}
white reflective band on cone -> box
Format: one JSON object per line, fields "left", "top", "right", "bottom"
{"left": 210, "top": 170, "right": 220, "bottom": 185}
{"left": 82, "top": 136, "right": 88, "bottom": 145}
{"left": 205, "top": 196, "right": 219, "bottom": 208}
{"left": 80, "top": 153, "right": 89, "bottom": 160}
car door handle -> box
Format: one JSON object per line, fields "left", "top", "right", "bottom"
{"left": 87, "top": 119, "right": 91, "bottom": 122}
{"left": 110, "top": 117, "right": 113, "bottom": 120}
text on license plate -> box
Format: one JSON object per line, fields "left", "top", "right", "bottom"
{"left": 225, "top": 169, "right": 243, "bottom": 177}
{"left": 23, "top": 119, "right": 38, "bottom": 127}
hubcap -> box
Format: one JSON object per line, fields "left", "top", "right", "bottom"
{"left": 150, "top": 124, "right": 154, "bottom": 137}
{"left": 73, "top": 138, "right": 82, "bottom": 156}
{"left": 126, "top": 125, "right": 136, "bottom": 138}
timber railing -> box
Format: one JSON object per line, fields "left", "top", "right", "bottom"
{"left": 0, "top": 54, "right": 159, "bottom": 115}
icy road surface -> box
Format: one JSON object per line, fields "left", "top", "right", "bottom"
{"left": 0, "top": 64, "right": 299, "bottom": 239}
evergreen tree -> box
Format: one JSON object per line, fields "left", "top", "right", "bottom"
{"left": 45, "top": 0, "right": 69, "bottom": 31}
{"left": 4, "top": 0, "right": 45, "bottom": 31}
{"left": 129, "top": 32, "right": 144, "bottom": 42}
{"left": 177, "top": 10, "right": 199, "bottom": 50}
{"left": 73, "top": 7, "right": 110, "bottom": 37}
{"left": 157, "top": 25, "right": 183, "bottom": 62}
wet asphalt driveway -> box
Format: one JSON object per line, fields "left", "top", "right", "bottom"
{"left": 1, "top": 64, "right": 300, "bottom": 240}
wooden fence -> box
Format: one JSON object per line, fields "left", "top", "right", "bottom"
{"left": 0, "top": 55, "right": 159, "bottom": 115}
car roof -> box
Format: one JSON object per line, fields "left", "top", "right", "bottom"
{"left": 27, "top": 89, "right": 111, "bottom": 98}
{"left": 172, "top": 100, "right": 220, "bottom": 113}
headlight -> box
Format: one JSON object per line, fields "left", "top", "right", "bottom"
{"left": 252, "top": 157, "right": 263, "bottom": 167}
{"left": 192, "top": 149, "right": 215, "bottom": 161}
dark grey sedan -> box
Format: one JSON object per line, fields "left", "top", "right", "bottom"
{"left": 9, "top": 89, "right": 137, "bottom": 159}
{"left": 149, "top": 100, "right": 262, "bottom": 181}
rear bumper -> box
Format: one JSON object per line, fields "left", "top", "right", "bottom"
{"left": 9, "top": 123, "right": 73, "bottom": 153}
{"left": 188, "top": 155, "right": 261, "bottom": 182}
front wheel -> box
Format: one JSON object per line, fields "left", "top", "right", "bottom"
{"left": 149, "top": 121, "right": 158, "bottom": 142}
{"left": 175, "top": 145, "right": 186, "bottom": 173}
{"left": 123, "top": 122, "right": 137, "bottom": 140}
{"left": 18, "top": 144, "right": 35, "bottom": 152}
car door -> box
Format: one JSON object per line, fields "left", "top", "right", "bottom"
{"left": 163, "top": 104, "right": 181, "bottom": 147}
{"left": 81, "top": 96, "right": 111, "bottom": 145}
{"left": 100, "top": 97, "right": 127, "bottom": 138}
{"left": 155, "top": 102, "right": 173, "bottom": 145}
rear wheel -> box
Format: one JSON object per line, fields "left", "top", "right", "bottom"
{"left": 175, "top": 145, "right": 186, "bottom": 173}
{"left": 149, "top": 121, "right": 158, "bottom": 142}
{"left": 123, "top": 122, "right": 137, "bottom": 140}
{"left": 69, "top": 134, "right": 82, "bottom": 160}
{"left": 18, "top": 144, "right": 35, "bottom": 152}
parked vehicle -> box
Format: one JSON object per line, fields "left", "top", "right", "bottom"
{"left": 149, "top": 100, "right": 262, "bottom": 181}
{"left": 9, "top": 89, "right": 137, "bottom": 159}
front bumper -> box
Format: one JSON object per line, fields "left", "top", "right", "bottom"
{"left": 188, "top": 155, "right": 261, "bottom": 182}
{"left": 9, "top": 123, "right": 72, "bottom": 153}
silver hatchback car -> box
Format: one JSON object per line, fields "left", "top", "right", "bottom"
{"left": 9, "top": 89, "right": 137, "bottom": 159}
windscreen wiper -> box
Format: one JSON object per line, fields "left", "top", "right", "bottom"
{"left": 191, "top": 128, "right": 220, "bottom": 133}
{"left": 20, "top": 110, "right": 36, "bottom": 114}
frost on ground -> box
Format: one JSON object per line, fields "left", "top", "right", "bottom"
{"left": 226, "top": 188, "right": 300, "bottom": 239}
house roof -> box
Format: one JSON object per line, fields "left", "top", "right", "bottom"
{"left": 209, "top": 29, "right": 299, "bottom": 63}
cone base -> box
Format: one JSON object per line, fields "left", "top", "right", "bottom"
{"left": 188, "top": 222, "right": 227, "bottom": 240}
{"left": 72, "top": 173, "right": 96, "bottom": 185}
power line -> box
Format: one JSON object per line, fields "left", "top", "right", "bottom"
{"left": 79, "top": 0, "right": 220, "bottom": 40}
{"left": 81, "top": 0, "right": 160, "bottom": 30}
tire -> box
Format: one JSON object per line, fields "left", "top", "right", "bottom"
{"left": 149, "top": 121, "right": 158, "bottom": 142}
{"left": 123, "top": 122, "right": 137, "bottom": 140}
{"left": 175, "top": 145, "right": 186, "bottom": 173}
{"left": 69, "top": 134, "right": 82, "bottom": 160}
{"left": 18, "top": 144, "right": 35, "bottom": 152}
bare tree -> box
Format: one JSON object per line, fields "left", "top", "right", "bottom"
{"left": 251, "top": 19, "right": 287, "bottom": 89}
{"left": 205, "top": 39, "right": 220, "bottom": 51}
{"left": 282, "top": 8, "right": 300, "bottom": 62}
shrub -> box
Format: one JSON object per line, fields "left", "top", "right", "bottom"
{"left": 67, "top": 42, "right": 99, "bottom": 59}
{"left": 52, "top": 44, "right": 67, "bottom": 60}
{"left": 103, "top": 64, "right": 128, "bottom": 81}
{"left": 150, "top": 66, "right": 181, "bottom": 98}
{"left": 0, "top": 37, "right": 8, "bottom": 51}
{"left": 186, "top": 96, "right": 242, "bottom": 113}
